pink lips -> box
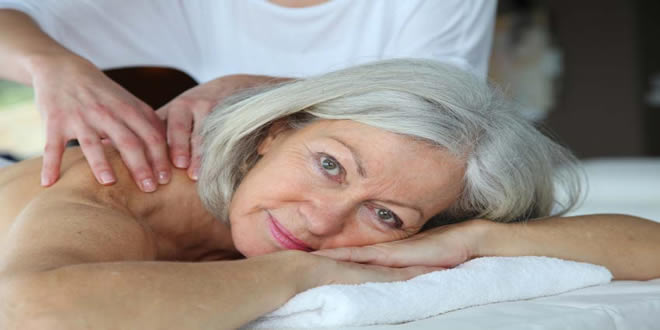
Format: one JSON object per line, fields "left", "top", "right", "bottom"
{"left": 267, "top": 213, "right": 312, "bottom": 252}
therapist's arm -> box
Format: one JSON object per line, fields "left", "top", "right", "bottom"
{"left": 0, "top": 9, "right": 171, "bottom": 192}
{"left": 0, "top": 9, "right": 75, "bottom": 84}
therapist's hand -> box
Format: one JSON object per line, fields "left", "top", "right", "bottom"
{"left": 156, "top": 74, "right": 292, "bottom": 180}
{"left": 32, "top": 55, "right": 169, "bottom": 192}
{"left": 313, "top": 219, "right": 493, "bottom": 268}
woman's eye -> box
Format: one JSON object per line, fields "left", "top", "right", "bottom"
{"left": 375, "top": 208, "right": 403, "bottom": 228}
{"left": 320, "top": 155, "right": 342, "bottom": 176}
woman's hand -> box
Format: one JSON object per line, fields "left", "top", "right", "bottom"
{"left": 30, "top": 54, "right": 169, "bottom": 192}
{"left": 314, "top": 257, "right": 444, "bottom": 287}
{"left": 156, "top": 74, "right": 291, "bottom": 180}
{"left": 313, "top": 220, "right": 492, "bottom": 269}
{"left": 288, "top": 250, "right": 441, "bottom": 291}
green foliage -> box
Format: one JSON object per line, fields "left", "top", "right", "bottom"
{"left": 0, "top": 80, "right": 34, "bottom": 111}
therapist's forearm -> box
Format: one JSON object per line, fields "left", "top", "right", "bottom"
{"left": 3, "top": 251, "right": 319, "bottom": 329}
{"left": 477, "top": 214, "right": 660, "bottom": 280}
{"left": 0, "top": 9, "right": 84, "bottom": 85}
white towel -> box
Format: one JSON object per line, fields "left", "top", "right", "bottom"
{"left": 247, "top": 256, "right": 612, "bottom": 328}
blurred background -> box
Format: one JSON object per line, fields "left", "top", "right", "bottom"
{"left": 1, "top": 0, "right": 659, "bottom": 161}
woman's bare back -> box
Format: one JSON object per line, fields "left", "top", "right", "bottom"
{"left": 0, "top": 147, "right": 235, "bottom": 262}
{"left": 0, "top": 149, "right": 91, "bottom": 242}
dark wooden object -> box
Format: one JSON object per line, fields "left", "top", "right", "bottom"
{"left": 103, "top": 67, "right": 198, "bottom": 109}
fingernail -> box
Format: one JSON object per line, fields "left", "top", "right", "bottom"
{"left": 175, "top": 156, "right": 188, "bottom": 168}
{"left": 190, "top": 168, "right": 199, "bottom": 181}
{"left": 99, "top": 171, "right": 115, "bottom": 184}
{"left": 158, "top": 171, "right": 170, "bottom": 184}
{"left": 40, "top": 174, "right": 50, "bottom": 186}
{"left": 141, "top": 178, "right": 156, "bottom": 192}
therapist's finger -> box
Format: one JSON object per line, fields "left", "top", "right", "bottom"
{"left": 164, "top": 105, "right": 192, "bottom": 169}
{"left": 132, "top": 104, "right": 171, "bottom": 185}
{"left": 100, "top": 119, "right": 156, "bottom": 193}
{"left": 187, "top": 108, "right": 209, "bottom": 181}
{"left": 188, "top": 130, "right": 203, "bottom": 181}
{"left": 116, "top": 103, "right": 170, "bottom": 187}
{"left": 75, "top": 125, "right": 115, "bottom": 185}
{"left": 40, "top": 129, "right": 66, "bottom": 187}
{"left": 155, "top": 106, "right": 168, "bottom": 121}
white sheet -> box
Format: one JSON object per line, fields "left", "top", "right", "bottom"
{"left": 566, "top": 158, "right": 660, "bottom": 221}
{"left": 342, "top": 279, "right": 660, "bottom": 330}
{"left": 335, "top": 158, "right": 660, "bottom": 330}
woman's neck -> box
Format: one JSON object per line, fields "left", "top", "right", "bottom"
{"left": 122, "top": 167, "right": 239, "bottom": 261}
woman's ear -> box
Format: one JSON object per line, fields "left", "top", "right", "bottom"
{"left": 257, "top": 120, "right": 290, "bottom": 156}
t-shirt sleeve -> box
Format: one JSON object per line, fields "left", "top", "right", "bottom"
{"left": 384, "top": 0, "right": 496, "bottom": 79}
{"left": 0, "top": 0, "right": 201, "bottom": 78}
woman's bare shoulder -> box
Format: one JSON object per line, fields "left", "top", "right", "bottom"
{"left": 2, "top": 146, "right": 141, "bottom": 202}
{"left": 0, "top": 147, "right": 142, "bottom": 240}
{"left": 0, "top": 149, "right": 160, "bottom": 274}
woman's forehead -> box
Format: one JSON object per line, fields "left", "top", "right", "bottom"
{"left": 300, "top": 120, "right": 453, "bottom": 163}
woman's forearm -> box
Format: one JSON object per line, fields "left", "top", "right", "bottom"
{"left": 4, "top": 251, "right": 318, "bottom": 329}
{"left": 477, "top": 214, "right": 660, "bottom": 280}
{"left": 0, "top": 9, "right": 83, "bottom": 85}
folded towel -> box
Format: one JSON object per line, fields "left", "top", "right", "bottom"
{"left": 247, "top": 256, "right": 612, "bottom": 328}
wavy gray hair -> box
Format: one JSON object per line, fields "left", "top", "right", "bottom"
{"left": 198, "top": 59, "right": 581, "bottom": 228}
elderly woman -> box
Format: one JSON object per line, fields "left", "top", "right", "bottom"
{"left": 0, "top": 59, "right": 658, "bottom": 329}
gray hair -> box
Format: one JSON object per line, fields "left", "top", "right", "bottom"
{"left": 198, "top": 59, "right": 581, "bottom": 228}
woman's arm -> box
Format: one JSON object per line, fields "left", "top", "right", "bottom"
{"left": 4, "top": 251, "right": 316, "bottom": 329}
{"left": 0, "top": 190, "right": 428, "bottom": 329}
{"left": 477, "top": 214, "right": 660, "bottom": 280}
{"left": 314, "top": 214, "right": 660, "bottom": 281}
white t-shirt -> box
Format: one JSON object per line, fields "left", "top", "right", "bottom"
{"left": 0, "top": 0, "right": 496, "bottom": 82}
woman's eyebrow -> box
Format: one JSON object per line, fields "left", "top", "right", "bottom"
{"left": 327, "top": 135, "right": 424, "bottom": 220}
{"left": 327, "top": 136, "right": 368, "bottom": 178}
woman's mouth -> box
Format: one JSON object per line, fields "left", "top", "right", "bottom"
{"left": 267, "top": 212, "right": 312, "bottom": 252}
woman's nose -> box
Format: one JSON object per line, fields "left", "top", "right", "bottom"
{"left": 298, "top": 194, "right": 354, "bottom": 236}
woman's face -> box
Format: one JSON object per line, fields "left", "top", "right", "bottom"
{"left": 228, "top": 120, "right": 465, "bottom": 257}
